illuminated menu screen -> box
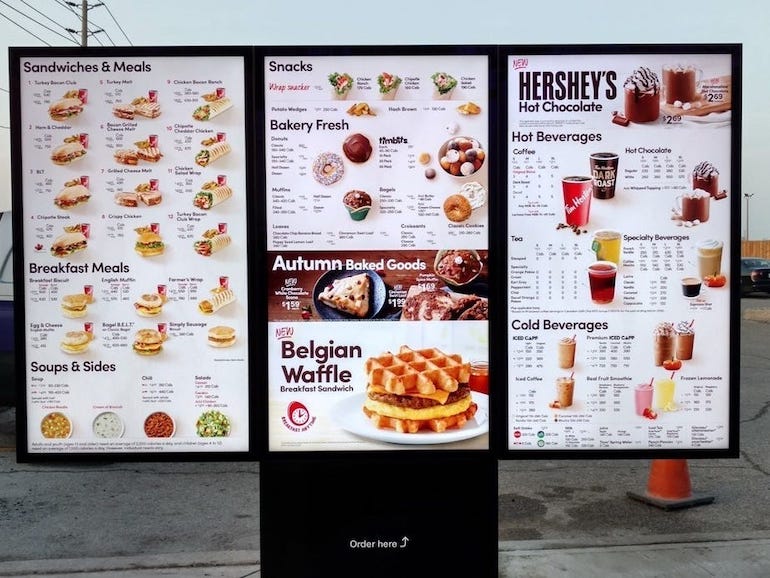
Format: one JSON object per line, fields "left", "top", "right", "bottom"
{"left": 505, "top": 51, "right": 735, "bottom": 451}
{"left": 17, "top": 53, "right": 250, "bottom": 454}
{"left": 264, "top": 53, "right": 491, "bottom": 451}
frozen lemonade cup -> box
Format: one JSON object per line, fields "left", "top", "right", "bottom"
{"left": 624, "top": 66, "right": 661, "bottom": 123}
{"left": 557, "top": 336, "right": 576, "bottom": 369}
{"left": 591, "top": 230, "right": 621, "bottom": 265}
{"left": 587, "top": 261, "right": 617, "bottom": 304}
{"left": 562, "top": 176, "right": 593, "bottom": 227}
{"left": 654, "top": 375, "right": 677, "bottom": 412}
{"left": 696, "top": 239, "right": 723, "bottom": 279}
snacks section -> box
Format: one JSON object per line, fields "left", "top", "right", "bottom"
{"left": 16, "top": 52, "right": 251, "bottom": 454}
{"left": 505, "top": 50, "right": 736, "bottom": 452}
{"left": 264, "top": 52, "right": 490, "bottom": 451}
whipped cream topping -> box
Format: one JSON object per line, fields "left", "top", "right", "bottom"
{"left": 693, "top": 161, "right": 719, "bottom": 178}
{"left": 654, "top": 322, "right": 675, "bottom": 337}
{"left": 625, "top": 67, "right": 660, "bottom": 93}
{"left": 676, "top": 321, "right": 694, "bottom": 335}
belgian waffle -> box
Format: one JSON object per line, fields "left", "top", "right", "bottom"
{"left": 364, "top": 345, "right": 470, "bottom": 395}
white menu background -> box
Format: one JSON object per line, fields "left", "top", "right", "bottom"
{"left": 506, "top": 52, "right": 734, "bottom": 451}
{"left": 18, "top": 54, "right": 249, "bottom": 453}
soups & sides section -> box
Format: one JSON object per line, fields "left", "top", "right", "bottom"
{"left": 504, "top": 48, "right": 739, "bottom": 454}
{"left": 13, "top": 50, "right": 252, "bottom": 456}
{"left": 263, "top": 51, "right": 491, "bottom": 451}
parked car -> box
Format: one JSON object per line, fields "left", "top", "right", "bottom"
{"left": 741, "top": 257, "right": 770, "bottom": 295}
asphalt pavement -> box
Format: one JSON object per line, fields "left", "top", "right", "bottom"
{"left": 0, "top": 297, "right": 768, "bottom": 577}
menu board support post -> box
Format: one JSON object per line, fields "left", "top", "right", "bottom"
{"left": 261, "top": 454, "right": 498, "bottom": 576}
{"left": 627, "top": 458, "right": 715, "bottom": 510}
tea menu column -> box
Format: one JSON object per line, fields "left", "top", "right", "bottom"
{"left": 505, "top": 50, "right": 735, "bottom": 452}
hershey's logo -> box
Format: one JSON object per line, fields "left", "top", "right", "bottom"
{"left": 519, "top": 70, "right": 617, "bottom": 101}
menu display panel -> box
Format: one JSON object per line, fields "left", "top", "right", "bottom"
{"left": 11, "top": 48, "right": 254, "bottom": 458}
{"left": 263, "top": 48, "right": 493, "bottom": 452}
{"left": 503, "top": 46, "right": 740, "bottom": 456}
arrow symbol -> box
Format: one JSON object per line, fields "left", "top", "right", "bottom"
{"left": 400, "top": 536, "right": 410, "bottom": 548}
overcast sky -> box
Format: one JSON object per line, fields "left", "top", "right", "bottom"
{"left": 1, "top": 0, "right": 767, "bottom": 236}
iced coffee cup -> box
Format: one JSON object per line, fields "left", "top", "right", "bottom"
{"left": 624, "top": 66, "right": 660, "bottom": 123}
{"left": 692, "top": 161, "right": 719, "bottom": 197}
{"left": 562, "top": 176, "right": 593, "bottom": 227}
{"left": 556, "top": 376, "right": 575, "bottom": 409}
{"left": 558, "top": 337, "right": 576, "bottom": 369}
{"left": 589, "top": 153, "right": 619, "bottom": 199}
{"left": 696, "top": 239, "right": 723, "bottom": 279}
{"left": 591, "top": 230, "right": 621, "bottom": 265}
{"left": 676, "top": 321, "right": 695, "bottom": 360}
{"left": 653, "top": 322, "right": 676, "bottom": 366}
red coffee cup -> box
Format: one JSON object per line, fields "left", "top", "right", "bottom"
{"left": 83, "top": 284, "right": 93, "bottom": 298}
{"left": 84, "top": 322, "right": 94, "bottom": 334}
{"left": 80, "top": 223, "right": 90, "bottom": 238}
{"left": 80, "top": 175, "right": 89, "bottom": 187}
{"left": 79, "top": 133, "right": 89, "bottom": 148}
{"left": 78, "top": 89, "right": 88, "bottom": 104}
{"left": 219, "top": 276, "right": 229, "bottom": 289}
{"left": 217, "top": 132, "right": 226, "bottom": 142}
{"left": 150, "top": 223, "right": 159, "bottom": 234}
{"left": 149, "top": 179, "right": 159, "bottom": 191}
{"left": 562, "top": 176, "right": 593, "bottom": 227}
{"left": 148, "top": 134, "right": 158, "bottom": 147}
{"left": 148, "top": 90, "right": 158, "bottom": 103}
{"left": 157, "top": 284, "right": 167, "bottom": 299}
{"left": 217, "top": 175, "right": 227, "bottom": 186}
{"left": 218, "top": 223, "right": 228, "bottom": 234}
{"left": 215, "top": 87, "right": 225, "bottom": 99}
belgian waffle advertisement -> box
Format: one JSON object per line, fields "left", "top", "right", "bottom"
{"left": 264, "top": 52, "right": 491, "bottom": 451}
{"left": 15, "top": 52, "right": 251, "bottom": 455}
{"left": 505, "top": 50, "right": 737, "bottom": 452}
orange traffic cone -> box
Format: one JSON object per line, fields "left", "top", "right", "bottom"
{"left": 627, "top": 459, "right": 715, "bottom": 510}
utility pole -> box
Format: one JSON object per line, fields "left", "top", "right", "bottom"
{"left": 744, "top": 193, "right": 754, "bottom": 240}
{"left": 66, "top": 1, "right": 104, "bottom": 46}
{"left": 81, "top": 0, "right": 88, "bottom": 47}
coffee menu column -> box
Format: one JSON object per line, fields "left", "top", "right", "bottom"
{"left": 16, "top": 51, "right": 251, "bottom": 455}
{"left": 504, "top": 48, "right": 737, "bottom": 453}
{"left": 264, "top": 50, "right": 491, "bottom": 451}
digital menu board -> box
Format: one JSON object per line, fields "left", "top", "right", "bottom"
{"left": 263, "top": 49, "right": 492, "bottom": 451}
{"left": 504, "top": 47, "right": 740, "bottom": 454}
{"left": 12, "top": 49, "right": 253, "bottom": 456}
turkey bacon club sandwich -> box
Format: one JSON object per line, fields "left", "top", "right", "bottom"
{"left": 48, "top": 96, "right": 84, "bottom": 121}
{"left": 362, "top": 345, "right": 478, "bottom": 434}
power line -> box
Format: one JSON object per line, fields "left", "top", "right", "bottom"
{"left": 101, "top": 0, "right": 132, "bottom": 45}
{"left": 0, "top": 0, "right": 78, "bottom": 45}
{"left": 0, "top": 7, "right": 52, "bottom": 45}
